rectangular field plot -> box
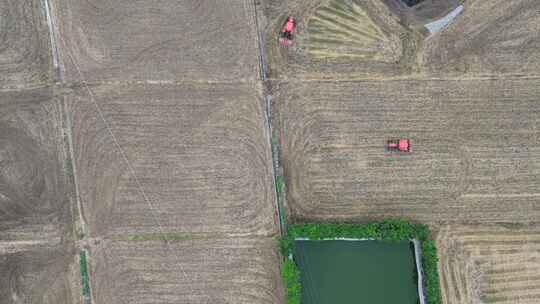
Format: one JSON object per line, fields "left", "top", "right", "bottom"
{"left": 90, "top": 237, "right": 283, "bottom": 304}
{"left": 0, "top": 88, "right": 69, "bottom": 241}
{"left": 68, "top": 83, "right": 277, "bottom": 237}
{"left": 0, "top": 0, "right": 52, "bottom": 88}
{"left": 437, "top": 224, "right": 540, "bottom": 304}
{"left": 0, "top": 245, "right": 77, "bottom": 304}
{"left": 51, "top": 0, "right": 259, "bottom": 82}
{"left": 274, "top": 79, "right": 540, "bottom": 223}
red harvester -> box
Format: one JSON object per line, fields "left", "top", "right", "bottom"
{"left": 386, "top": 138, "right": 411, "bottom": 152}
{"left": 279, "top": 16, "right": 296, "bottom": 46}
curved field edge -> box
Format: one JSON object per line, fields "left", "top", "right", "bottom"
{"left": 278, "top": 219, "right": 441, "bottom": 304}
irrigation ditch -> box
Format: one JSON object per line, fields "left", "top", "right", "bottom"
{"left": 253, "top": 0, "right": 287, "bottom": 235}
{"left": 60, "top": 98, "right": 93, "bottom": 304}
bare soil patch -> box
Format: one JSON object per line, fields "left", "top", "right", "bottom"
{"left": 437, "top": 224, "right": 540, "bottom": 304}
{"left": 90, "top": 237, "right": 283, "bottom": 304}
{"left": 51, "top": 0, "right": 259, "bottom": 82}
{"left": 67, "top": 83, "right": 277, "bottom": 237}
{"left": 0, "top": 87, "right": 70, "bottom": 241}
{"left": 423, "top": 0, "right": 540, "bottom": 76}
{"left": 0, "top": 0, "right": 52, "bottom": 87}
{"left": 274, "top": 79, "right": 540, "bottom": 223}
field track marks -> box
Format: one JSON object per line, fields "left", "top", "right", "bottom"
{"left": 51, "top": 0, "right": 259, "bottom": 82}
{"left": 438, "top": 225, "right": 540, "bottom": 304}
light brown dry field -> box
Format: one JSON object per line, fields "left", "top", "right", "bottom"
{"left": 50, "top": 0, "right": 260, "bottom": 82}
{"left": 67, "top": 83, "right": 277, "bottom": 238}
{"left": 263, "top": 0, "right": 421, "bottom": 79}
{"left": 90, "top": 237, "right": 282, "bottom": 304}
{"left": 423, "top": 0, "right": 540, "bottom": 76}
{"left": 274, "top": 78, "right": 540, "bottom": 223}
{"left": 0, "top": 87, "right": 76, "bottom": 303}
{"left": 0, "top": 0, "right": 52, "bottom": 88}
{"left": 437, "top": 224, "right": 540, "bottom": 304}
{"left": 263, "top": 0, "right": 540, "bottom": 79}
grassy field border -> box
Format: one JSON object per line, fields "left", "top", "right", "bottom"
{"left": 79, "top": 249, "right": 91, "bottom": 299}
{"left": 279, "top": 219, "right": 441, "bottom": 304}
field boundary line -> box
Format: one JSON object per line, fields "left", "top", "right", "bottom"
{"left": 252, "top": 0, "right": 286, "bottom": 235}
{"left": 413, "top": 239, "right": 427, "bottom": 304}
{"left": 40, "top": 0, "right": 59, "bottom": 68}
{"left": 54, "top": 29, "right": 199, "bottom": 301}
{"left": 60, "top": 98, "right": 87, "bottom": 239}
{"left": 264, "top": 74, "right": 540, "bottom": 83}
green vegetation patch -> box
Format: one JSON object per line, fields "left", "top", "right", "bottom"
{"left": 79, "top": 250, "right": 91, "bottom": 298}
{"left": 279, "top": 219, "right": 442, "bottom": 304}
{"left": 126, "top": 232, "right": 193, "bottom": 242}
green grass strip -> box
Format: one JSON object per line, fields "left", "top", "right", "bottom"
{"left": 127, "top": 233, "right": 193, "bottom": 242}
{"left": 79, "top": 250, "right": 90, "bottom": 298}
{"left": 279, "top": 219, "right": 442, "bottom": 304}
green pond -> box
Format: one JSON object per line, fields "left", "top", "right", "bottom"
{"left": 294, "top": 240, "right": 419, "bottom": 304}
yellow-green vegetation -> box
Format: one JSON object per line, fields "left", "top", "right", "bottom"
{"left": 127, "top": 233, "right": 193, "bottom": 242}
{"left": 303, "top": 0, "right": 401, "bottom": 61}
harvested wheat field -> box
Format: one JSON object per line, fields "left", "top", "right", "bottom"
{"left": 0, "top": 244, "right": 78, "bottom": 304}
{"left": 274, "top": 78, "right": 540, "bottom": 223}
{"left": 423, "top": 0, "right": 540, "bottom": 76}
{"left": 0, "top": 87, "right": 70, "bottom": 241}
{"left": 0, "top": 0, "right": 52, "bottom": 87}
{"left": 264, "top": 0, "right": 420, "bottom": 78}
{"left": 50, "top": 0, "right": 259, "bottom": 82}
{"left": 90, "top": 237, "right": 282, "bottom": 304}
{"left": 67, "top": 83, "right": 277, "bottom": 237}
{"left": 437, "top": 224, "right": 540, "bottom": 304}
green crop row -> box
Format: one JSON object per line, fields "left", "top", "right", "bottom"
{"left": 127, "top": 233, "right": 193, "bottom": 242}
{"left": 79, "top": 250, "right": 90, "bottom": 298}
{"left": 279, "top": 219, "right": 441, "bottom": 304}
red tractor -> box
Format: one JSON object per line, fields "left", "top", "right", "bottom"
{"left": 279, "top": 16, "right": 296, "bottom": 46}
{"left": 386, "top": 139, "right": 410, "bottom": 152}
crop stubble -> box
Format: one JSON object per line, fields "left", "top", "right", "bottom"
{"left": 0, "top": 87, "right": 75, "bottom": 303}
{"left": 437, "top": 224, "right": 540, "bottom": 304}
{"left": 90, "top": 238, "right": 282, "bottom": 304}
{"left": 423, "top": 0, "right": 540, "bottom": 76}
{"left": 67, "top": 83, "right": 277, "bottom": 237}
{"left": 0, "top": 0, "right": 52, "bottom": 87}
{"left": 274, "top": 79, "right": 540, "bottom": 223}
{"left": 263, "top": 0, "right": 420, "bottom": 79}
{"left": 0, "top": 87, "right": 69, "bottom": 241}
{"left": 50, "top": 0, "right": 259, "bottom": 82}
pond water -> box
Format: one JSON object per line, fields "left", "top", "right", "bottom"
{"left": 294, "top": 240, "right": 419, "bottom": 304}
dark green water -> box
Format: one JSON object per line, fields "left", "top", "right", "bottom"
{"left": 294, "top": 240, "right": 418, "bottom": 304}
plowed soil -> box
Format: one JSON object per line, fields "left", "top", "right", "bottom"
{"left": 67, "top": 83, "right": 277, "bottom": 237}
{"left": 437, "top": 224, "right": 540, "bottom": 304}
{"left": 274, "top": 79, "right": 540, "bottom": 223}
{"left": 0, "top": 0, "right": 52, "bottom": 87}
{"left": 51, "top": 0, "right": 259, "bottom": 82}
{"left": 90, "top": 238, "right": 282, "bottom": 304}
